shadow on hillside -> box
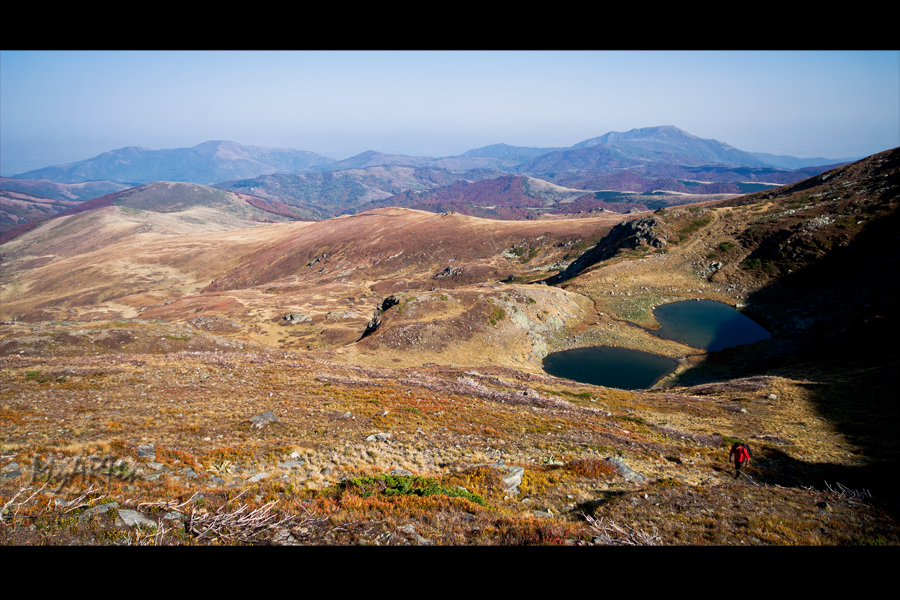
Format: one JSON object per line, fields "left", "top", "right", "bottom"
{"left": 666, "top": 204, "right": 900, "bottom": 505}
{"left": 728, "top": 446, "right": 897, "bottom": 502}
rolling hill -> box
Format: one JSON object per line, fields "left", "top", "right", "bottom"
{"left": 2, "top": 147, "right": 899, "bottom": 546}
{"left": 0, "top": 177, "right": 129, "bottom": 203}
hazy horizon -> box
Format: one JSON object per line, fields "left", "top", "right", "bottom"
{"left": 2, "top": 51, "right": 898, "bottom": 177}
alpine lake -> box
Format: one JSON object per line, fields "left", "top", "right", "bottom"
{"left": 542, "top": 300, "right": 771, "bottom": 390}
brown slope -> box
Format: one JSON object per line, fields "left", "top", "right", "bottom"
{"left": 1, "top": 204, "right": 628, "bottom": 368}
{"left": 0, "top": 189, "right": 80, "bottom": 235}
{"left": 359, "top": 176, "right": 547, "bottom": 220}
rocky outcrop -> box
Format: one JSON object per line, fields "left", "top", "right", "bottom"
{"left": 360, "top": 295, "right": 401, "bottom": 339}
{"left": 434, "top": 265, "right": 466, "bottom": 279}
{"left": 547, "top": 216, "right": 670, "bottom": 284}
{"left": 282, "top": 312, "right": 312, "bottom": 324}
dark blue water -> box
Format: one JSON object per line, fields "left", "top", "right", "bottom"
{"left": 650, "top": 300, "right": 770, "bottom": 352}
{"left": 542, "top": 346, "right": 678, "bottom": 390}
{"left": 542, "top": 300, "right": 771, "bottom": 389}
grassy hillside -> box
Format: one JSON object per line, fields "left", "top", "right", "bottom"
{"left": 1, "top": 148, "right": 898, "bottom": 545}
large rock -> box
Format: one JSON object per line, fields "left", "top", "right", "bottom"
{"left": 80, "top": 502, "right": 119, "bottom": 521}
{"left": 282, "top": 313, "right": 311, "bottom": 324}
{"left": 250, "top": 411, "right": 278, "bottom": 428}
{"left": 117, "top": 509, "right": 157, "bottom": 529}
{"left": 605, "top": 457, "right": 648, "bottom": 483}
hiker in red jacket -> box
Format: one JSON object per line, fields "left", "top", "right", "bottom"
{"left": 729, "top": 442, "right": 752, "bottom": 478}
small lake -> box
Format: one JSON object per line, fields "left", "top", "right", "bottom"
{"left": 649, "top": 299, "right": 770, "bottom": 352}
{"left": 542, "top": 346, "right": 677, "bottom": 391}
{"left": 542, "top": 300, "right": 771, "bottom": 389}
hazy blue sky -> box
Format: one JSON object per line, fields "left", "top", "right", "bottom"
{"left": 2, "top": 51, "right": 898, "bottom": 175}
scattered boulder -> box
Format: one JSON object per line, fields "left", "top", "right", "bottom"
{"left": 397, "top": 523, "right": 432, "bottom": 545}
{"left": 605, "top": 457, "right": 648, "bottom": 483}
{"left": 1, "top": 462, "right": 22, "bottom": 479}
{"left": 137, "top": 444, "right": 156, "bottom": 460}
{"left": 278, "top": 460, "right": 305, "bottom": 470}
{"left": 434, "top": 265, "right": 465, "bottom": 279}
{"left": 116, "top": 509, "right": 157, "bottom": 529}
{"left": 80, "top": 502, "right": 119, "bottom": 521}
{"left": 365, "top": 432, "right": 392, "bottom": 442}
{"left": 250, "top": 411, "right": 278, "bottom": 428}
{"left": 282, "top": 313, "right": 311, "bottom": 324}
{"left": 478, "top": 459, "right": 525, "bottom": 496}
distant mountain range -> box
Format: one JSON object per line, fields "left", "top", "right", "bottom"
{"left": 12, "top": 127, "right": 859, "bottom": 186}
{"left": 13, "top": 141, "right": 335, "bottom": 185}
{"left": 5, "top": 127, "right": 865, "bottom": 228}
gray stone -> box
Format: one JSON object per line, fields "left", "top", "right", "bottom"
{"left": 117, "top": 509, "right": 157, "bottom": 529}
{"left": 246, "top": 472, "right": 270, "bottom": 483}
{"left": 0, "top": 462, "right": 22, "bottom": 479}
{"left": 397, "top": 523, "right": 431, "bottom": 545}
{"left": 277, "top": 460, "right": 305, "bottom": 469}
{"left": 80, "top": 502, "right": 119, "bottom": 521}
{"left": 498, "top": 465, "right": 525, "bottom": 494}
{"left": 182, "top": 467, "right": 198, "bottom": 479}
{"left": 162, "top": 511, "right": 184, "bottom": 523}
{"left": 365, "top": 432, "right": 392, "bottom": 442}
{"left": 146, "top": 462, "right": 165, "bottom": 471}
{"left": 283, "top": 313, "right": 311, "bottom": 324}
{"left": 137, "top": 445, "right": 156, "bottom": 460}
{"left": 250, "top": 411, "right": 278, "bottom": 428}
{"left": 390, "top": 469, "right": 414, "bottom": 476}
{"left": 605, "top": 457, "right": 648, "bottom": 483}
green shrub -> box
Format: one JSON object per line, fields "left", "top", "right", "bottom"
{"left": 741, "top": 258, "right": 762, "bottom": 270}
{"left": 339, "top": 474, "right": 486, "bottom": 505}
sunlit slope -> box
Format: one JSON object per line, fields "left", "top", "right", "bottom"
{"left": 1, "top": 204, "right": 628, "bottom": 368}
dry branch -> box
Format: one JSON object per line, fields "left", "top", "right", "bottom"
{"left": 582, "top": 513, "right": 660, "bottom": 546}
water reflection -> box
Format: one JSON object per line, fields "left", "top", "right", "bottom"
{"left": 542, "top": 300, "right": 771, "bottom": 389}
{"left": 650, "top": 300, "right": 770, "bottom": 352}
{"left": 542, "top": 346, "right": 677, "bottom": 391}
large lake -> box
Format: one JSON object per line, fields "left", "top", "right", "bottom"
{"left": 542, "top": 300, "right": 770, "bottom": 390}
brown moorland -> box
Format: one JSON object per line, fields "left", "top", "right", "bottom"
{"left": 1, "top": 148, "right": 898, "bottom": 545}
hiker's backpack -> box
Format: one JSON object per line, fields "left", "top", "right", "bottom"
{"left": 735, "top": 444, "right": 751, "bottom": 462}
